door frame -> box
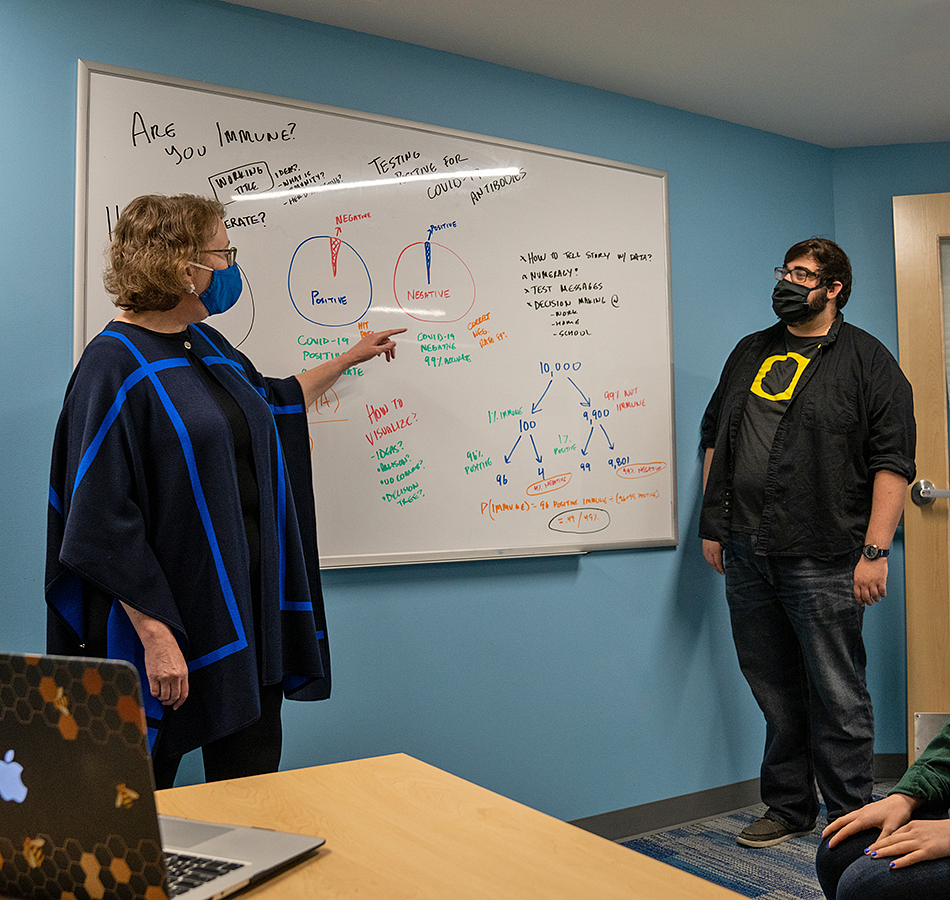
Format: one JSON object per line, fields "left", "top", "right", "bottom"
{"left": 894, "top": 192, "right": 950, "bottom": 759}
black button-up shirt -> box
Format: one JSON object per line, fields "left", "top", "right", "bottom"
{"left": 700, "top": 314, "right": 916, "bottom": 558}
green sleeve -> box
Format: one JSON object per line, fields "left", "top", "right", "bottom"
{"left": 890, "top": 720, "right": 950, "bottom": 808}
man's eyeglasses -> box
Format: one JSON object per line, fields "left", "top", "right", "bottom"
{"left": 775, "top": 265, "right": 820, "bottom": 285}
{"left": 202, "top": 247, "right": 238, "bottom": 267}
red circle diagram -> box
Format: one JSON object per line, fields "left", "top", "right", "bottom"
{"left": 393, "top": 241, "right": 476, "bottom": 323}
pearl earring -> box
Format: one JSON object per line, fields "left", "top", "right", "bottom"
{"left": 188, "top": 283, "right": 196, "bottom": 294}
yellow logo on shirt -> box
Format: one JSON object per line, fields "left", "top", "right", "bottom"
{"left": 750, "top": 352, "right": 812, "bottom": 401}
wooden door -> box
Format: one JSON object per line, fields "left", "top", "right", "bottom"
{"left": 894, "top": 192, "right": 950, "bottom": 759}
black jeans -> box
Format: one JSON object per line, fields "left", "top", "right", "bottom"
{"left": 724, "top": 533, "right": 873, "bottom": 828}
{"left": 817, "top": 829, "right": 950, "bottom": 900}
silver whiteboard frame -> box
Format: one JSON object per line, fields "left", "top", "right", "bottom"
{"left": 74, "top": 58, "right": 677, "bottom": 566}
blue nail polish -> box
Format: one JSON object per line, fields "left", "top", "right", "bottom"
{"left": 889, "top": 862, "right": 895, "bottom": 869}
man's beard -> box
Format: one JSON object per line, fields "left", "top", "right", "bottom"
{"left": 795, "top": 286, "right": 831, "bottom": 325}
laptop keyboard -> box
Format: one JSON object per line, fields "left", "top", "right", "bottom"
{"left": 163, "top": 851, "right": 245, "bottom": 896}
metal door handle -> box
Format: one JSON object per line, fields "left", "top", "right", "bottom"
{"left": 911, "top": 479, "right": 950, "bottom": 506}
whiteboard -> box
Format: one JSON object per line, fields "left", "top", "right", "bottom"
{"left": 76, "top": 60, "right": 677, "bottom": 567}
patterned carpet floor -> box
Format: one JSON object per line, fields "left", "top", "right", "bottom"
{"left": 621, "top": 784, "right": 894, "bottom": 900}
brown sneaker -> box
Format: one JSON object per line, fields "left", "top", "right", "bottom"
{"left": 736, "top": 816, "right": 814, "bottom": 848}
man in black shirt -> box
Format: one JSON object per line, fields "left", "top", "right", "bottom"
{"left": 700, "top": 238, "right": 916, "bottom": 848}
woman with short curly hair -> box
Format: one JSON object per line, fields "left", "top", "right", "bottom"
{"left": 47, "top": 193, "right": 405, "bottom": 787}
{"left": 103, "top": 194, "right": 226, "bottom": 312}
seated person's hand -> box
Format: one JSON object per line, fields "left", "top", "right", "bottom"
{"left": 865, "top": 818, "right": 950, "bottom": 869}
{"left": 822, "top": 793, "right": 918, "bottom": 848}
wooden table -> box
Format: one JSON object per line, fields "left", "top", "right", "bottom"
{"left": 156, "top": 753, "right": 743, "bottom": 899}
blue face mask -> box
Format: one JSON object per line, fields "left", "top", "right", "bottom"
{"left": 192, "top": 262, "right": 243, "bottom": 315}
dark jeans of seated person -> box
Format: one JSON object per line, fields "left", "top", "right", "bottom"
{"left": 816, "top": 822, "right": 950, "bottom": 900}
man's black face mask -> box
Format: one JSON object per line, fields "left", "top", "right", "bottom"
{"left": 772, "top": 279, "right": 821, "bottom": 325}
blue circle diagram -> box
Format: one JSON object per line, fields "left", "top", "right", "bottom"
{"left": 288, "top": 236, "right": 372, "bottom": 327}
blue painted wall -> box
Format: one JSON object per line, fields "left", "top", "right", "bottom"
{"left": 2, "top": 0, "right": 948, "bottom": 820}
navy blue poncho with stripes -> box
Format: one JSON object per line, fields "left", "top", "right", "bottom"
{"left": 46, "top": 321, "right": 330, "bottom": 755}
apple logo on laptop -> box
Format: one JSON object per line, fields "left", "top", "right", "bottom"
{"left": 0, "top": 749, "right": 28, "bottom": 803}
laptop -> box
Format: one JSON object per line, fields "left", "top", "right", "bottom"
{"left": 0, "top": 652, "right": 324, "bottom": 899}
